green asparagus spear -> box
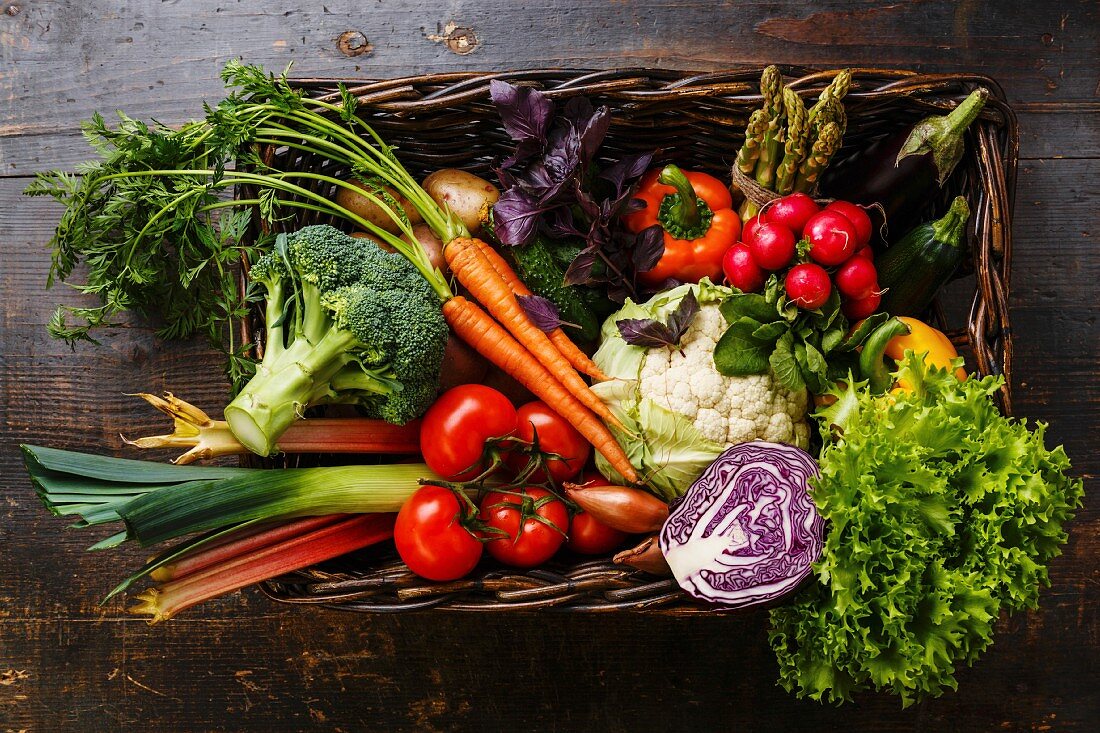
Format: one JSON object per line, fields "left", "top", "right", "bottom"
{"left": 810, "top": 96, "right": 847, "bottom": 137}
{"left": 736, "top": 109, "right": 770, "bottom": 175}
{"left": 807, "top": 69, "right": 851, "bottom": 132}
{"left": 775, "top": 88, "right": 809, "bottom": 195}
{"left": 754, "top": 66, "right": 786, "bottom": 191}
{"left": 794, "top": 121, "right": 841, "bottom": 193}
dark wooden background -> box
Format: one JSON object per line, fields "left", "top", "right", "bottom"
{"left": 1, "top": 1, "right": 1096, "bottom": 730}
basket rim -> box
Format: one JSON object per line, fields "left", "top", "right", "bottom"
{"left": 239, "top": 65, "right": 1020, "bottom": 613}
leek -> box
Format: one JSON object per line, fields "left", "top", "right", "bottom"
{"left": 22, "top": 444, "right": 437, "bottom": 547}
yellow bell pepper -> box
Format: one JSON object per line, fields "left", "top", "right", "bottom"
{"left": 885, "top": 317, "right": 967, "bottom": 390}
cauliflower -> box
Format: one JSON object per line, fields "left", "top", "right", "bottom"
{"left": 638, "top": 301, "right": 809, "bottom": 446}
{"left": 591, "top": 281, "right": 810, "bottom": 499}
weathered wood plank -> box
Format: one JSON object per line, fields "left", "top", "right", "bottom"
{"left": 1, "top": 0, "right": 1097, "bottom": 175}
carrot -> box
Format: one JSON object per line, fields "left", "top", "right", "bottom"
{"left": 444, "top": 296, "right": 639, "bottom": 483}
{"left": 471, "top": 239, "right": 608, "bottom": 381}
{"left": 445, "top": 238, "right": 620, "bottom": 427}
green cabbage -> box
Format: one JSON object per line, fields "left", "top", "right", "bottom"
{"left": 591, "top": 379, "right": 725, "bottom": 501}
{"left": 769, "top": 353, "right": 1083, "bottom": 705}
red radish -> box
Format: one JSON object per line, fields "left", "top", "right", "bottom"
{"left": 826, "top": 200, "right": 873, "bottom": 248}
{"left": 785, "top": 263, "right": 832, "bottom": 310}
{"left": 742, "top": 215, "right": 767, "bottom": 246}
{"left": 747, "top": 222, "right": 797, "bottom": 270}
{"left": 835, "top": 257, "right": 879, "bottom": 300}
{"left": 804, "top": 210, "right": 859, "bottom": 266}
{"left": 853, "top": 246, "right": 874, "bottom": 261}
{"left": 842, "top": 291, "right": 882, "bottom": 320}
{"left": 722, "top": 243, "right": 765, "bottom": 293}
{"left": 766, "top": 193, "right": 820, "bottom": 236}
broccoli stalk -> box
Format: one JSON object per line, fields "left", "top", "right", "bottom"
{"left": 224, "top": 226, "right": 447, "bottom": 456}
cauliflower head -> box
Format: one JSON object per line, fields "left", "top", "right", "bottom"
{"left": 592, "top": 281, "right": 810, "bottom": 499}
{"left": 638, "top": 299, "right": 809, "bottom": 446}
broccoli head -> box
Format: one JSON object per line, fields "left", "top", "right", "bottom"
{"left": 224, "top": 225, "right": 448, "bottom": 455}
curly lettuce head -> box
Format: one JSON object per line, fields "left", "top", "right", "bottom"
{"left": 769, "top": 353, "right": 1083, "bottom": 705}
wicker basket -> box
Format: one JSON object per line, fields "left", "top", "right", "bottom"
{"left": 240, "top": 67, "right": 1018, "bottom": 613}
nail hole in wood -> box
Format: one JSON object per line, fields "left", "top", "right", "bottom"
{"left": 445, "top": 27, "right": 479, "bottom": 55}
{"left": 336, "top": 30, "right": 373, "bottom": 58}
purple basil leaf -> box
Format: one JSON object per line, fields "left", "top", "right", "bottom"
{"left": 616, "top": 290, "right": 698, "bottom": 350}
{"left": 573, "top": 106, "right": 611, "bottom": 165}
{"left": 516, "top": 294, "right": 563, "bottom": 333}
{"left": 616, "top": 318, "right": 676, "bottom": 349}
{"left": 665, "top": 289, "right": 700, "bottom": 341}
{"left": 599, "top": 151, "right": 654, "bottom": 195}
{"left": 563, "top": 247, "right": 599, "bottom": 286}
{"left": 492, "top": 189, "right": 545, "bottom": 246}
{"left": 631, "top": 225, "right": 665, "bottom": 273}
{"left": 562, "top": 96, "right": 596, "bottom": 126}
{"left": 620, "top": 196, "right": 648, "bottom": 216}
{"left": 490, "top": 80, "right": 553, "bottom": 168}
{"left": 546, "top": 207, "right": 584, "bottom": 240}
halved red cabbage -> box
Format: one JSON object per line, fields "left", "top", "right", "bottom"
{"left": 658, "top": 441, "right": 823, "bottom": 608}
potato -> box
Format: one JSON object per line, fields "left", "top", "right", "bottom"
{"left": 422, "top": 169, "right": 500, "bottom": 234}
{"left": 351, "top": 227, "right": 447, "bottom": 275}
{"left": 437, "top": 334, "right": 489, "bottom": 392}
{"left": 408, "top": 223, "right": 447, "bottom": 274}
{"left": 335, "top": 179, "right": 422, "bottom": 233}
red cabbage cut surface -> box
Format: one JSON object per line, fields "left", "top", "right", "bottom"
{"left": 658, "top": 441, "right": 823, "bottom": 608}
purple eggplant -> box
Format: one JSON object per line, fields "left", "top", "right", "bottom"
{"left": 822, "top": 88, "right": 988, "bottom": 248}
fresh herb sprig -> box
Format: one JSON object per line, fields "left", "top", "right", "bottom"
{"left": 26, "top": 61, "right": 453, "bottom": 385}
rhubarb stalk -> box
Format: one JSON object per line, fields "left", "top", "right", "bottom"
{"left": 124, "top": 393, "right": 421, "bottom": 463}
{"left": 130, "top": 513, "right": 395, "bottom": 623}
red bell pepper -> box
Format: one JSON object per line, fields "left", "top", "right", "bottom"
{"left": 625, "top": 164, "right": 740, "bottom": 288}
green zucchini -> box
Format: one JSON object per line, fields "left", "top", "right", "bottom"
{"left": 877, "top": 196, "right": 970, "bottom": 316}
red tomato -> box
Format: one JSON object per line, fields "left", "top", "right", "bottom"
{"left": 834, "top": 256, "right": 879, "bottom": 300}
{"left": 722, "top": 243, "right": 765, "bottom": 293}
{"left": 804, "top": 210, "right": 859, "bottom": 266}
{"left": 825, "top": 200, "right": 873, "bottom": 248}
{"left": 420, "top": 385, "right": 516, "bottom": 480}
{"left": 765, "top": 193, "right": 820, "bottom": 237}
{"left": 842, "top": 291, "right": 882, "bottom": 320}
{"left": 508, "top": 401, "right": 590, "bottom": 482}
{"left": 747, "top": 222, "right": 797, "bottom": 271}
{"left": 785, "top": 263, "right": 832, "bottom": 310}
{"left": 568, "top": 512, "right": 628, "bottom": 555}
{"left": 480, "top": 488, "right": 569, "bottom": 568}
{"left": 395, "top": 485, "right": 483, "bottom": 581}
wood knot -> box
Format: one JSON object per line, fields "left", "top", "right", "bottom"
{"left": 336, "top": 30, "right": 373, "bottom": 58}
{"left": 445, "top": 26, "right": 478, "bottom": 55}
{"left": 427, "top": 22, "right": 479, "bottom": 55}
